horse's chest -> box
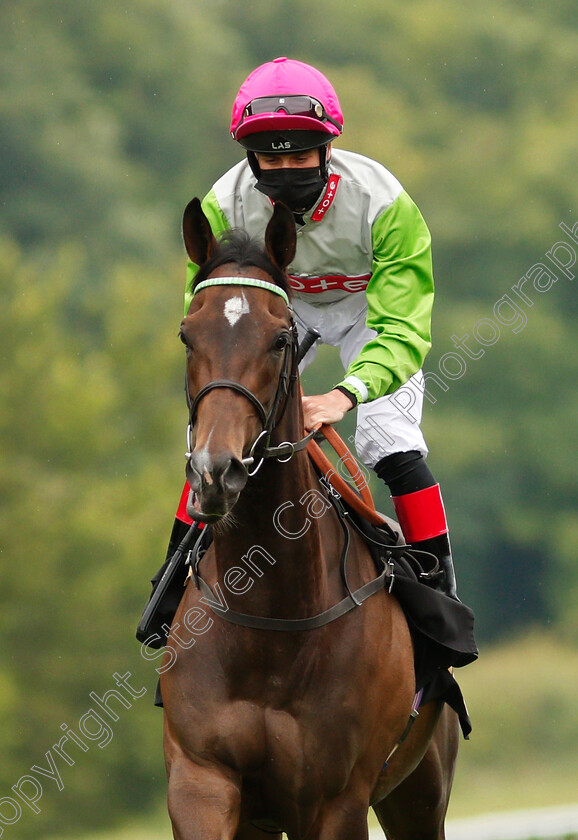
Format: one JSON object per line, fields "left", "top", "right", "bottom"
{"left": 187, "top": 619, "right": 388, "bottom": 782}
{"left": 202, "top": 699, "right": 355, "bottom": 805}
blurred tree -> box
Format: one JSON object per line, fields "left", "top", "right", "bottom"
{"left": 422, "top": 300, "right": 578, "bottom": 640}
{"left": 0, "top": 0, "right": 245, "bottom": 269}
{"left": 0, "top": 237, "right": 187, "bottom": 836}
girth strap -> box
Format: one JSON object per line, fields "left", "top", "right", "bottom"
{"left": 195, "top": 558, "right": 393, "bottom": 632}
{"left": 188, "top": 479, "right": 397, "bottom": 633}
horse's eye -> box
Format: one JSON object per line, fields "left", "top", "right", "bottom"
{"left": 273, "top": 333, "right": 290, "bottom": 352}
{"left": 179, "top": 329, "right": 192, "bottom": 349}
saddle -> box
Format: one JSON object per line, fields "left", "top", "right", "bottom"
{"left": 341, "top": 503, "right": 476, "bottom": 735}
{"left": 309, "top": 425, "right": 477, "bottom": 737}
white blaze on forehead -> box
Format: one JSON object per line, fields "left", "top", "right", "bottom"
{"left": 223, "top": 292, "right": 250, "bottom": 327}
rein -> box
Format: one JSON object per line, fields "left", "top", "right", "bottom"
{"left": 307, "top": 427, "right": 386, "bottom": 526}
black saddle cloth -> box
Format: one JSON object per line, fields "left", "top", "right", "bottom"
{"left": 346, "top": 506, "right": 478, "bottom": 737}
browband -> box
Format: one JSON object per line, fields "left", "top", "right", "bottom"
{"left": 192, "top": 277, "right": 289, "bottom": 306}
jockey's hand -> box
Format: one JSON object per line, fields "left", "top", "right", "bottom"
{"left": 302, "top": 389, "right": 356, "bottom": 431}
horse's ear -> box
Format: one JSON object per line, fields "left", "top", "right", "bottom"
{"left": 264, "top": 201, "right": 297, "bottom": 272}
{"left": 182, "top": 198, "right": 218, "bottom": 265}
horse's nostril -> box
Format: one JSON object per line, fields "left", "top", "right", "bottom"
{"left": 185, "top": 460, "right": 202, "bottom": 493}
{"left": 221, "top": 457, "right": 248, "bottom": 494}
{"left": 189, "top": 452, "right": 247, "bottom": 498}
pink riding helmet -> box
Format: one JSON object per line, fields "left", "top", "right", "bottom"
{"left": 231, "top": 57, "right": 343, "bottom": 147}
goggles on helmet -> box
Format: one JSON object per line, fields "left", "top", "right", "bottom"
{"left": 241, "top": 95, "right": 343, "bottom": 132}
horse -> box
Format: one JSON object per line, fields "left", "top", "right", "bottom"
{"left": 160, "top": 198, "right": 460, "bottom": 840}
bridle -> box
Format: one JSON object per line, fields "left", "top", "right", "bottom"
{"left": 184, "top": 277, "right": 316, "bottom": 477}
{"left": 182, "top": 279, "right": 418, "bottom": 645}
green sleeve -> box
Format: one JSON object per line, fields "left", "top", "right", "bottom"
{"left": 184, "top": 189, "right": 231, "bottom": 315}
{"left": 335, "top": 190, "right": 434, "bottom": 403}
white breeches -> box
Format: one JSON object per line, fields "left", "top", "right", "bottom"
{"left": 293, "top": 294, "right": 428, "bottom": 469}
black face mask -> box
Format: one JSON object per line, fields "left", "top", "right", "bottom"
{"left": 255, "top": 167, "right": 326, "bottom": 213}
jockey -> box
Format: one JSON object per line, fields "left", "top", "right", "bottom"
{"left": 137, "top": 56, "right": 458, "bottom": 648}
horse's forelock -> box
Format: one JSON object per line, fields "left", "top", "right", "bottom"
{"left": 192, "top": 229, "right": 290, "bottom": 296}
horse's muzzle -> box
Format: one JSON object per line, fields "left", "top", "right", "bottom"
{"left": 185, "top": 452, "right": 248, "bottom": 521}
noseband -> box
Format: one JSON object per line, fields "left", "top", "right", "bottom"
{"left": 184, "top": 277, "right": 315, "bottom": 476}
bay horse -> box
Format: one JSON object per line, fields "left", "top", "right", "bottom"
{"left": 160, "top": 198, "right": 460, "bottom": 840}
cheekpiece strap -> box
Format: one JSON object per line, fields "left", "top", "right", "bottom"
{"left": 192, "top": 277, "right": 289, "bottom": 306}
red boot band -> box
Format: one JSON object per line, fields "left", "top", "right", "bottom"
{"left": 392, "top": 484, "right": 448, "bottom": 544}
{"left": 175, "top": 481, "right": 194, "bottom": 525}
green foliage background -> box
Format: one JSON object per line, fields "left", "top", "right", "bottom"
{"left": 1, "top": 0, "right": 577, "bottom": 836}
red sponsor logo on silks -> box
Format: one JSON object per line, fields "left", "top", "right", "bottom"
{"left": 288, "top": 273, "right": 372, "bottom": 294}
{"left": 311, "top": 175, "right": 341, "bottom": 221}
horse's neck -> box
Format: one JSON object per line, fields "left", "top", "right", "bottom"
{"left": 212, "top": 396, "right": 332, "bottom": 617}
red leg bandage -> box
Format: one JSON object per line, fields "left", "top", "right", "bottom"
{"left": 392, "top": 484, "right": 448, "bottom": 543}
{"left": 175, "top": 481, "right": 193, "bottom": 525}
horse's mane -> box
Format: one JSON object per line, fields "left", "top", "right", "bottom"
{"left": 192, "top": 229, "right": 291, "bottom": 297}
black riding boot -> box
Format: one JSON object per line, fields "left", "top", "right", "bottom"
{"left": 410, "top": 531, "right": 458, "bottom": 599}
{"left": 374, "top": 451, "right": 459, "bottom": 600}
{"left": 136, "top": 516, "right": 201, "bottom": 648}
